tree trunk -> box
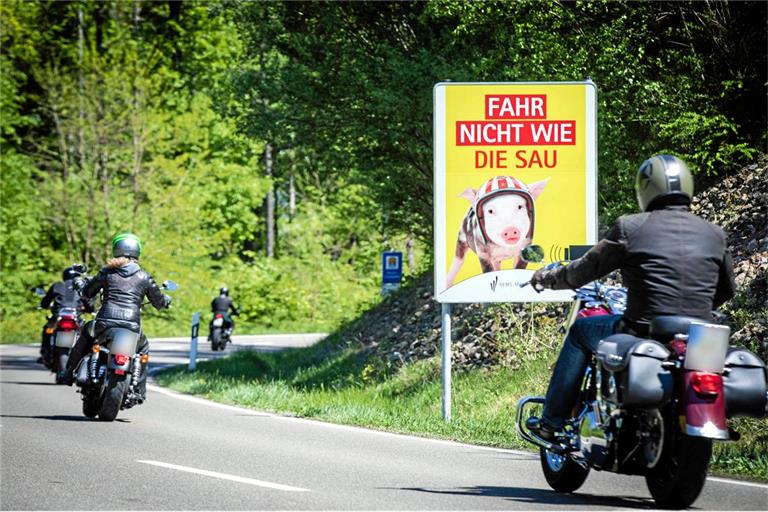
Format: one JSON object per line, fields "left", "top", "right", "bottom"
{"left": 131, "top": 1, "right": 142, "bottom": 226}
{"left": 289, "top": 173, "right": 296, "bottom": 221}
{"left": 264, "top": 142, "right": 275, "bottom": 258}
{"left": 406, "top": 232, "right": 416, "bottom": 271}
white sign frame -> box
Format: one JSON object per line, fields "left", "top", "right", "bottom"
{"left": 433, "top": 81, "right": 598, "bottom": 304}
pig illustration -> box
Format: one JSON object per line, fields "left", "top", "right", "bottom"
{"left": 446, "top": 176, "right": 549, "bottom": 287}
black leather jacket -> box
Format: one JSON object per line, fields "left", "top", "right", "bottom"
{"left": 81, "top": 261, "right": 170, "bottom": 334}
{"left": 547, "top": 205, "right": 736, "bottom": 325}
{"left": 40, "top": 279, "right": 87, "bottom": 313}
{"left": 211, "top": 295, "right": 238, "bottom": 315}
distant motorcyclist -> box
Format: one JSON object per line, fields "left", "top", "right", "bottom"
{"left": 38, "top": 265, "right": 92, "bottom": 364}
{"left": 65, "top": 233, "right": 170, "bottom": 400}
{"left": 210, "top": 287, "right": 240, "bottom": 341}
{"left": 526, "top": 155, "right": 736, "bottom": 441}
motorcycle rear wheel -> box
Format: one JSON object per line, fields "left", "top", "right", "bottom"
{"left": 55, "top": 350, "right": 69, "bottom": 384}
{"left": 645, "top": 430, "right": 712, "bottom": 509}
{"left": 211, "top": 328, "right": 222, "bottom": 351}
{"left": 98, "top": 376, "right": 127, "bottom": 422}
{"left": 539, "top": 448, "right": 590, "bottom": 493}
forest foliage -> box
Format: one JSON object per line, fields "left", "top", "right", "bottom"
{"left": 1, "top": 1, "right": 765, "bottom": 340}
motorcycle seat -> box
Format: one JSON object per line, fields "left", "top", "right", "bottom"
{"left": 649, "top": 316, "right": 705, "bottom": 342}
{"left": 596, "top": 334, "right": 669, "bottom": 372}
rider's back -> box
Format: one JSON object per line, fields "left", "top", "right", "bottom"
{"left": 616, "top": 206, "right": 729, "bottom": 323}
{"left": 83, "top": 258, "right": 166, "bottom": 333}
{"left": 44, "top": 280, "right": 81, "bottom": 311}
{"left": 211, "top": 295, "right": 233, "bottom": 313}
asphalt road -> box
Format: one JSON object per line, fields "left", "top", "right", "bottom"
{"left": 2, "top": 343, "right": 767, "bottom": 510}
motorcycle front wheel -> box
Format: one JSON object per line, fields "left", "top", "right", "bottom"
{"left": 539, "top": 448, "right": 590, "bottom": 493}
{"left": 82, "top": 391, "right": 100, "bottom": 418}
{"left": 98, "top": 375, "right": 127, "bottom": 422}
{"left": 645, "top": 426, "right": 712, "bottom": 509}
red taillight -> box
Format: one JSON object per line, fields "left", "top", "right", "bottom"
{"left": 215, "top": 314, "right": 223, "bottom": 319}
{"left": 691, "top": 372, "right": 722, "bottom": 397}
{"left": 58, "top": 317, "right": 78, "bottom": 331}
{"left": 114, "top": 354, "right": 130, "bottom": 366}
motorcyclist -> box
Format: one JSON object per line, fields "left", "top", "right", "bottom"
{"left": 37, "top": 265, "right": 92, "bottom": 364}
{"left": 210, "top": 287, "right": 240, "bottom": 340}
{"left": 526, "top": 155, "right": 736, "bottom": 440}
{"left": 64, "top": 233, "right": 171, "bottom": 400}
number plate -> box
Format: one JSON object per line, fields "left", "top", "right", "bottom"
{"left": 213, "top": 318, "right": 224, "bottom": 327}
{"left": 685, "top": 322, "right": 730, "bottom": 372}
{"left": 54, "top": 331, "right": 76, "bottom": 348}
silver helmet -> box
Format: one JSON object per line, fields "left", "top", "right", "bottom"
{"left": 635, "top": 155, "right": 694, "bottom": 212}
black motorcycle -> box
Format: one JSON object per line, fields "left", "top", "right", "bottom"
{"left": 209, "top": 312, "right": 235, "bottom": 351}
{"left": 517, "top": 264, "right": 768, "bottom": 509}
{"left": 73, "top": 280, "right": 178, "bottom": 421}
{"left": 34, "top": 264, "right": 90, "bottom": 384}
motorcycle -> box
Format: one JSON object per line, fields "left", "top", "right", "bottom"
{"left": 516, "top": 254, "right": 768, "bottom": 509}
{"left": 34, "top": 263, "right": 90, "bottom": 383}
{"left": 73, "top": 280, "right": 178, "bottom": 421}
{"left": 209, "top": 312, "right": 235, "bottom": 351}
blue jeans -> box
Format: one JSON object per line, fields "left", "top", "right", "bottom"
{"left": 542, "top": 314, "right": 622, "bottom": 429}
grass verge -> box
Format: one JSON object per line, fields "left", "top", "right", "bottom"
{"left": 155, "top": 337, "right": 767, "bottom": 482}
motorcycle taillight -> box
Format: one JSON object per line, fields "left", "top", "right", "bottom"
{"left": 58, "top": 317, "right": 78, "bottom": 331}
{"left": 114, "top": 354, "right": 130, "bottom": 366}
{"left": 215, "top": 314, "right": 223, "bottom": 319}
{"left": 691, "top": 372, "right": 722, "bottom": 397}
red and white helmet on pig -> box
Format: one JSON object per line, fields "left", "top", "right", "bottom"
{"left": 462, "top": 176, "right": 549, "bottom": 247}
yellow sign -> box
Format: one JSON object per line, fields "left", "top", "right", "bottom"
{"left": 434, "top": 82, "right": 597, "bottom": 303}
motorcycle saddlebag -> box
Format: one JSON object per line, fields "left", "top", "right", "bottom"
{"left": 74, "top": 355, "right": 92, "bottom": 386}
{"left": 597, "top": 334, "right": 672, "bottom": 408}
{"left": 723, "top": 347, "right": 767, "bottom": 418}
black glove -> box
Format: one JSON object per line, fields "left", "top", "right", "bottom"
{"left": 73, "top": 276, "right": 87, "bottom": 291}
{"left": 531, "top": 268, "right": 558, "bottom": 292}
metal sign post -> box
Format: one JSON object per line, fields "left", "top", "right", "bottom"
{"left": 441, "top": 303, "right": 452, "bottom": 421}
{"left": 189, "top": 312, "right": 200, "bottom": 371}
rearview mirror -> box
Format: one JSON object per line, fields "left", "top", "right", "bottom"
{"left": 521, "top": 245, "right": 545, "bottom": 263}
{"left": 32, "top": 287, "right": 46, "bottom": 297}
{"left": 162, "top": 280, "right": 178, "bottom": 292}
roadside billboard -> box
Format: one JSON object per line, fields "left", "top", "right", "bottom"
{"left": 434, "top": 81, "right": 597, "bottom": 303}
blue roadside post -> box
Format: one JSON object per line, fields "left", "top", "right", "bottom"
{"left": 381, "top": 251, "right": 403, "bottom": 295}
{"left": 189, "top": 312, "right": 200, "bottom": 371}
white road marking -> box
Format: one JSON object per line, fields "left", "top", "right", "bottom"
{"left": 137, "top": 460, "right": 309, "bottom": 492}
{"left": 149, "top": 385, "right": 768, "bottom": 489}
{"left": 706, "top": 476, "right": 768, "bottom": 489}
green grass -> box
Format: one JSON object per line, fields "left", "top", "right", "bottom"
{"left": 156, "top": 333, "right": 768, "bottom": 482}
{"left": 156, "top": 340, "right": 552, "bottom": 448}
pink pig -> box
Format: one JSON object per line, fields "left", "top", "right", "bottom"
{"left": 446, "top": 176, "right": 549, "bottom": 287}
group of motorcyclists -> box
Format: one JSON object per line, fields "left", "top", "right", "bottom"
{"left": 35, "top": 155, "right": 736, "bottom": 412}
{"left": 31, "top": 154, "right": 754, "bottom": 479}
{"left": 36, "top": 232, "right": 240, "bottom": 403}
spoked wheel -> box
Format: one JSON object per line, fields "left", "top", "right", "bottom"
{"left": 540, "top": 448, "right": 590, "bottom": 493}
{"left": 645, "top": 413, "right": 712, "bottom": 509}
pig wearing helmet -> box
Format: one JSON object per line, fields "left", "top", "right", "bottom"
{"left": 446, "top": 176, "right": 549, "bottom": 287}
